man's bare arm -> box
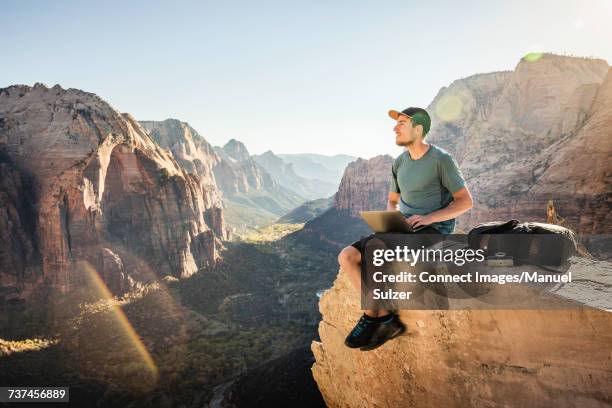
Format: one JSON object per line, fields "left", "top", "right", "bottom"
{"left": 407, "top": 186, "right": 473, "bottom": 228}
{"left": 387, "top": 192, "right": 400, "bottom": 211}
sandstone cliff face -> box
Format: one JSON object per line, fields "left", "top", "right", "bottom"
{"left": 140, "top": 119, "right": 228, "bottom": 240}
{"left": 213, "top": 139, "right": 278, "bottom": 195}
{"left": 0, "top": 84, "right": 224, "bottom": 295}
{"left": 426, "top": 54, "right": 611, "bottom": 233}
{"left": 312, "top": 261, "right": 612, "bottom": 408}
{"left": 333, "top": 155, "right": 394, "bottom": 215}
{"left": 529, "top": 66, "right": 612, "bottom": 195}
{"left": 0, "top": 154, "right": 38, "bottom": 286}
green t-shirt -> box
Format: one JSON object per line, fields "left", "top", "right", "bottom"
{"left": 390, "top": 145, "right": 466, "bottom": 234}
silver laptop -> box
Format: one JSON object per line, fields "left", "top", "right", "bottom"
{"left": 359, "top": 210, "right": 427, "bottom": 233}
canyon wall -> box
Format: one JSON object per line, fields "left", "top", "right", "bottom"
{"left": 0, "top": 84, "right": 225, "bottom": 296}
{"left": 426, "top": 54, "right": 611, "bottom": 233}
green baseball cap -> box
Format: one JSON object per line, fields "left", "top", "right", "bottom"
{"left": 388, "top": 107, "right": 431, "bottom": 135}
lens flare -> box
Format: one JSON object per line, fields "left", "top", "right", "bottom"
{"left": 435, "top": 95, "right": 463, "bottom": 122}
{"left": 78, "top": 261, "right": 159, "bottom": 384}
{"left": 523, "top": 52, "right": 544, "bottom": 62}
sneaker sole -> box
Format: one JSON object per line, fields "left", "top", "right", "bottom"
{"left": 359, "top": 325, "right": 406, "bottom": 351}
{"left": 344, "top": 340, "right": 364, "bottom": 349}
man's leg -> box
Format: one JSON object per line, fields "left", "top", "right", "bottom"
{"left": 337, "top": 245, "right": 389, "bottom": 318}
{"left": 338, "top": 244, "right": 405, "bottom": 350}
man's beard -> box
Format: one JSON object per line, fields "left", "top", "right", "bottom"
{"left": 396, "top": 138, "right": 414, "bottom": 147}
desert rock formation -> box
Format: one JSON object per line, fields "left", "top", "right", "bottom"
{"left": 312, "top": 258, "right": 612, "bottom": 407}
{"left": 0, "top": 84, "right": 225, "bottom": 295}
{"left": 426, "top": 54, "right": 611, "bottom": 233}
{"left": 333, "top": 155, "right": 394, "bottom": 214}
{"left": 293, "top": 155, "right": 392, "bottom": 251}
{"left": 140, "top": 119, "right": 228, "bottom": 240}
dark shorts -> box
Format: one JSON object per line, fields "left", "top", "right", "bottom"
{"left": 349, "top": 227, "right": 442, "bottom": 254}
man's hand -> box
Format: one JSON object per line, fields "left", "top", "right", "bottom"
{"left": 406, "top": 214, "right": 433, "bottom": 229}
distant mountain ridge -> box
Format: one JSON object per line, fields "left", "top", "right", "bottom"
{"left": 139, "top": 123, "right": 307, "bottom": 232}
{"left": 277, "top": 153, "right": 356, "bottom": 185}
{"left": 252, "top": 151, "right": 337, "bottom": 200}
{"left": 213, "top": 139, "right": 307, "bottom": 230}
{"left": 140, "top": 123, "right": 354, "bottom": 229}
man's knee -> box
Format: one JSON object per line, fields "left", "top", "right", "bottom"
{"left": 338, "top": 246, "right": 361, "bottom": 266}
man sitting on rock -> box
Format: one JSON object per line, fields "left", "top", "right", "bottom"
{"left": 337, "top": 107, "right": 473, "bottom": 351}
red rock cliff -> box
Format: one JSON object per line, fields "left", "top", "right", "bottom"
{"left": 333, "top": 155, "right": 394, "bottom": 215}
{"left": 426, "top": 54, "right": 611, "bottom": 233}
{"left": 140, "top": 119, "right": 229, "bottom": 240}
{"left": 0, "top": 84, "right": 225, "bottom": 295}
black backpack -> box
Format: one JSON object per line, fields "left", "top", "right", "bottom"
{"left": 468, "top": 220, "right": 578, "bottom": 266}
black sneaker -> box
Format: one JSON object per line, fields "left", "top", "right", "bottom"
{"left": 344, "top": 314, "right": 379, "bottom": 349}
{"left": 359, "top": 314, "right": 406, "bottom": 351}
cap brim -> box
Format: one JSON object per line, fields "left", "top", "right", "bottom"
{"left": 388, "top": 109, "right": 409, "bottom": 120}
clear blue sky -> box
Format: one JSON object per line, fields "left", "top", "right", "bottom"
{"left": 2, "top": 0, "right": 611, "bottom": 158}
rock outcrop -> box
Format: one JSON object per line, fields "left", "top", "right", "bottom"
{"left": 0, "top": 154, "right": 38, "bottom": 286}
{"left": 0, "top": 84, "right": 225, "bottom": 295}
{"left": 426, "top": 54, "right": 611, "bottom": 233}
{"left": 312, "top": 259, "right": 612, "bottom": 407}
{"left": 310, "top": 56, "right": 612, "bottom": 403}
{"left": 333, "top": 155, "right": 394, "bottom": 215}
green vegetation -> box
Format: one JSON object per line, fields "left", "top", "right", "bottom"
{"left": 223, "top": 199, "right": 279, "bottom": 234}
{"left": 240, "top": 223, "right": 305, "bottom": 243}
{"left": 277, "top": 196, "right": 333, "bottom": 224}
{"left": 0, "top": 221, "right": 339, "bottom": 406}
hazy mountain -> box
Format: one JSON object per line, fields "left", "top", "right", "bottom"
{"left": 277, "top": 153, "right": 356, "bottom": 184}
{"left": 213, "top": 140, "right": 307, "bottom": 231}
{"left": 215, "top": 138, "right": 251, "bottom": 163}
{"left": 138, "top": 124, "right": 308, "bottom": 232}
{"left": 252, "top": 151, "right": 337, "bottom": 200}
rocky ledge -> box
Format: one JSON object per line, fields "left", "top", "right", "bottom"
{"left": 312, "top": 257, "right": 612, "bottom": 407}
